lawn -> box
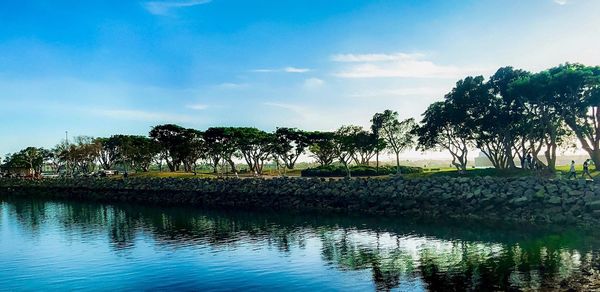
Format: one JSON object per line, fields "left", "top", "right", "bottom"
{"left": 115, "top": 164, "right": 598, "bottom": 180}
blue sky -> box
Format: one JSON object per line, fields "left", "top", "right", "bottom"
{"left": 1, "top": 0, "right": 599, "bottom": 154}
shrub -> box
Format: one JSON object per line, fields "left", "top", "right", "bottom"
{"left": 301, "top": 165, "right": 423, "bottom": 177}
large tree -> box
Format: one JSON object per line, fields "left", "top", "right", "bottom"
{"left": 370, "top": 113, "right": 388, "bottom": 171}
{"left": 149, "top": 124, "right": 194, "bottom": 172}
{"left": 547, "top": 63, "right": 600, "bottom": 167}
{"left": 307, "top": 131, "right": 337, "bottom": 166}
{"left": 510, "top": 71, "right": 572, "bottom": 170}
{"left": 116, "top": 135, "right": 160, "bottom": 172}
{"left": 233, "top": 127, "right": 274, "bottom": 175}
{"left": 95, "top": 137, "right": 120, "bottom": 170}
{"left": 273, "top": 127, "right": 310, "bottom": 171}
{"left": 203, "top": 127, "right": 240, "bottom": 175}
{"left": 2, "top": 147, "right": 50, "bottom": 175}
{"left": 334, "top": 126, "right": 360, "bottom": 177}
{"left": 416, "top": 102, "right": 472, "bottom": 171}
{"left": 487, "top": 67, "right": 532, "bottom": 168}
{"left": 375, "top": 110, "right": 415, "bottom": 173}
{"left": 347, "top": 126, "right": 378, "bottom": 166}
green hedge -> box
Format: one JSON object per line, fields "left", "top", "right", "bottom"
{"left": 301, "top": 165, "right": 423, "bottom": 177}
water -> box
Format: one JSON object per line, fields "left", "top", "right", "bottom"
{"left": 1, "top": 197, "right": 600, "bottom": 291}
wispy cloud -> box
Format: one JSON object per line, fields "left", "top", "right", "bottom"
{"left": 91, "top": 109, "right": 196, "bottom": 123}
{"left": 216, "top": 82, "right": 248, "bottom": 89}
{"left": 186, "top": 103, "right": 208, "bottom": 110}
{"left": 331, "top": 53, "right": 425, "bottom": 63}
{"left": 348, "top": 87, "right": 448, "bottom": 98}
{"left": 252, "top": 66, "right": 310, "bottom": 73}
{"left": 332, "top": 52, "right": 479, "bottom": 79}
{"left": 554, "top": 0, "right": 568, "bottom": 5}
{"left": 303, "top": 78, "right": 324, "bottom": 89}
{"left": 143, "top": 0, "right": 211, "bottom": 16}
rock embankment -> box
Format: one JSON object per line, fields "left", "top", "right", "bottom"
{"left": 1, "top": 176, "right": 599, "bottom": 225}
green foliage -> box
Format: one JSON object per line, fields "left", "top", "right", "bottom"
{"left": 307, "top": 131, "right": 337, "bottom": 166}
{"left": 301, "top": 165, "right": 423, "bottom": 177}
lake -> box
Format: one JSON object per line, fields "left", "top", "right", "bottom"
{"left": 1, "top": 197, "right": 600, "bottom": 291}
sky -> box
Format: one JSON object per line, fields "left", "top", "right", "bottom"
{"left": 1, "top": 0, "right": 599, "bottom": 156}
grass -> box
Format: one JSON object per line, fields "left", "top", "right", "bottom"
{"left": 115, "top": 164, "right": 599, "bottom": 180}
{"left": 128, "top": 172, "right": 215, "bottom": 179}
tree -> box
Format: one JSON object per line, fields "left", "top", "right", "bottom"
{"left": 547, "top": 63, "right": 600, "bottom": 167}
{"left": 370, "top": 113, "right": 388, "bottom": 171}
{"left": 273, "top": 128, "right": 310, "bottom": 171}
{"left": 2, "top": 147, "right": 49, "bottom": 176}
{"left": 113, "top": 135, "right": 160, "bottom": 172}
{"left": 60, "top": 136, "right": 101, "bottom": 174}
{"left": 376, "top": 110, "right": 416, "bottom": 173}
{"left": 487, "top": 67, "right": 532, "bottom": 168}
{"left": 203, "top": 127, "right": 240, "bottom": 175}
{"left": 233, "top": 127, "right": 274, "bottom": 175}
{"left": 149, "top": 124, "right": 192, "bottom": 172}
{"left": 350, "top": 127, "right": 379, "bottom": 166}
{"left": 307, "top": 131, "right": 337, "bottom": 166}
{"left": 510, "top": 71, "right": 572, "bottom": 171}
{"left": 180, "top": 129, "right": 204, "bottom": 173}
{"left": 95, "top": 137, "right": 120, "bottom": 170}
{"left": 334, "top": 126, "right": 360, "bottom": 177}
{"left": 415, "top": 102, "right": 472, "bottom": 171}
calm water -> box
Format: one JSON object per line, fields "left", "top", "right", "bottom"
{"left": 1, "top": 198, "right": 600, "bottom": 291}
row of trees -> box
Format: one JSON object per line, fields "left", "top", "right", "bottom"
{"left": 415, "top": 63, "right": 600, "bottom": 171}
{"left": 1, "top": 113, "right": 416, "bottom": 177}
{"left": 3, "top": 63, "right": 597, "bottom": 176}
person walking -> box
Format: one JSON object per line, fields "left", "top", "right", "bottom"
{"left": 526, "top": 153, "right": 532, "bottom": 170}
{"left": 582, "top": 159, "right": 593, "bottom": 179}
{"left": 568, "top": 160, "right": 577, "bottom": 179}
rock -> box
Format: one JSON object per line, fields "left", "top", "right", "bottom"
{"left": 545, "top": 184, "right": 558, "bottom": 194}
{"left": 548, "top": 196, "right": 561, "bottom": 205}
{"left": 586, "top": 200, "right": 600, "bottom": 210}
{"left": 535, "top": 189, "right": 546, "bottom": 199}
{"left": 568, "top": 190, "right": 583, "bottom": 197}
{"left": 512, "top": 196, "right": 529, "bottom": 205}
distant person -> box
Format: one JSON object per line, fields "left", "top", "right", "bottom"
{"left": 526, "top": 153, "right": 532, "bottom": 170}
{"left": 583, "top": 159, "right": 593, "bottom": 179}
{"left": 568, "top": 160, "right": 577, "bottom": 179}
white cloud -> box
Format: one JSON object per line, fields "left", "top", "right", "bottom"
{"left": 332, "top": 52, "right": 480, "bottom": 79}
{"left": 216, "top": 82, "right": 248, "bottom": 89}
{"left": 263, "top": 102, "right": 306, "bottom": 113}
{"left": 331, "top": 52, "right": 425, "bottom": 63}
{"left": 186, "top": 104, "right": 208, "bottom": 110}
{"left": 284, "top": 67, "right": 310, "bottom": 73}
{"left": 143, "top": 0, "right": 211, "bottom": 16}
{"left": 252, "top": 67, "right": 310, "bottom": 73}
{"left": 91, "top": 109, "right": 196, "bottom": 123}
{"left": 554, "top": 0, "right": 568, "bottom": 5}
{"left": 303, "top": 78, "right": 324, "bottom": 89}
{"left": 349, "top": 87, "right": 447, "bottom": 98}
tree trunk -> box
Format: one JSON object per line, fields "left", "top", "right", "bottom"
{"left": 504, "top": 136, "right": 516, "bottom": 169}
{"left": 544, "top": 142, "right": 557, "bottom": 171}
{"left": 588, "top": 149, "right": 600, "bottom": 171}
{"left": 395, "top": 152, "right": 401, "bottom": 174}
{"left": 375, "top": 151, "right": 379, "bottom": 173}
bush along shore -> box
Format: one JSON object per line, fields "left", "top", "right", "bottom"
{"left": 1, "top": 176, "right": 600, "bottom": 225}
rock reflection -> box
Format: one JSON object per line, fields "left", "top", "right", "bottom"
{"left": 3, "top": 197, "right": 600, "bottom": 291}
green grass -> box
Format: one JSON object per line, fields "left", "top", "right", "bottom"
{"left": 115, "top": 164, "right": 599, "bottom": 180}
{"left": 126, "top": 172, "right": 215, "bottom": 179}
{"left": 555, "top": 165, "right": 600, "bottom": 178}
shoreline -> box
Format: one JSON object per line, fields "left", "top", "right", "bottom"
{"left": 1, "top": 176, "right": 599, "bottom": 226}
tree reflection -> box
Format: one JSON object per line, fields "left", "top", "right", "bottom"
{"left": 3, "top": 197, "right": 600, "bottom": 290}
